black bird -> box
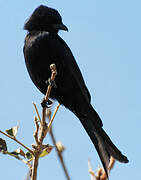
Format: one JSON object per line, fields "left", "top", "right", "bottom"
{"left": 23, "top": 5, "right": 128, "bottom": 177}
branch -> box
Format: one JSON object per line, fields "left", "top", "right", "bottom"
{"left": 0, "top": 64, "right": 58, "bottom": 180}
{"left": 5, "top": 151, "right": 32, "bottom": 169}
{"left": 33, "top": 103, "right": 41, "bottom": 122}
{"left": 47, "top": 108, "right": 71, "bottom": 180}
{"left": 31, "top": 64, "right": 57, "bottom": 180}
{"left": 44, "top": 64, "right": 57, "bottom": 101}
{"left": 0, "top": 130, "right": 33, "bottom": 155}
{"left": 38, "top": 64, "right": 57, "bottom": 144}
{"left": 33, "top": 117, "right": 39, "bottom": 145}
{"left": 88, "top": 159, "right": 96, "bottom": 180}
{"left": 50, "top": 131, "right": 71, "bottom": 180}
{"left": 47, "top": 104, "right": 60, "bottom": 132}
{"left": 31, "top": 154, "right": 39, "bottom": 180}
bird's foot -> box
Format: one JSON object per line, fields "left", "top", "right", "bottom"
{"left": 41, "top": 98, "right": 53, "bottom": 108}
{"left": 45, "top": 78, "right": 57, "bottom": 88}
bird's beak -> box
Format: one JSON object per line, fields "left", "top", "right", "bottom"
{"left": 53, "top": 23, "right": 68, "bottom": 31}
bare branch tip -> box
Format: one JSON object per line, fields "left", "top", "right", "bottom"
{"left": 50, "top": 63, "right": 56, "bottom": 70}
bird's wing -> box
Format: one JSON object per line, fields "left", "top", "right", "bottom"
{"left": 24, "top": 32, "right": 91, "bottom": 103}
{"left": 49, "top": 34, "right": 91, "bottom": 103}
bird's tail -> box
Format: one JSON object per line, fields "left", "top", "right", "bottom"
{"left": 79, "top": 105, "right": 129, "bottom": 177}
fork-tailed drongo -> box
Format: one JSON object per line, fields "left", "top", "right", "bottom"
{"left": 23, "top": 5, "right": 128, "bottom": 177}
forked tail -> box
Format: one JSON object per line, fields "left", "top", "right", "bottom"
{"left": 79, "top": 106, "right": 129, "bottom": 177}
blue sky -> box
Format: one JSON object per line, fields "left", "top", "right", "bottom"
{"left": 0, "top": 0, "right": 140, "bottom": 179}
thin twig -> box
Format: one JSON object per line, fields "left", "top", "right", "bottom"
{"left": 44, "top": 64, "right": 57, "bottom": 101}
{"left": 0, "top": 130, "right": 33, "bottom": 155}
{"left": 49, "top": 128, "right": 70, "bottom": 180}
{"left": 5, "top": 151, "right": 32, "bottom": 169}
{"left": 109, "top": 157, "right": 115, "bottom": 171}
{"left": 33, "top": 103, "right": 41, "bottom": 122}
{"left": 88, "top": 159, "right": 96, "bottom": 180}
{"left": 33, "top": 117, "right": 39, "bottom": 145}
{"left": 39, "top": 106, "right": 48, "bottom": 144}
{"left": 88, "top": 157, "right": 116, "bottom": 180}
{"left": 47, "top": 104, "right": 60, "bottom": 132}
{"left": 38, "top": 64, "right": 57, "bottom": 144}
{"left": 47, "top": 107, "right": 71, "bottom": 180}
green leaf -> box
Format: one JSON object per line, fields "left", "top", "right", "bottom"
{"left": 40, "top": 144, "right": 53, "bottom": 158}
{"left": 34, "top": 116, "right": 38, "bottom": 122}
{"left": 5, "top": 128, "right": 14, "bottom": 137}
{"left": 5, "top": 123, "right": 19, "bottom": 138}
{"left": 25, "top": 152, "right": 33, "bottom": 160}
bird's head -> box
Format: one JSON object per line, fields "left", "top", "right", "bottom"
{"left": 24, "top": 5, "right": 68, "bottom": 33}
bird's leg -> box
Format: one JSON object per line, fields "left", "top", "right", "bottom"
{"left": 41, "top": 78, "right": 56, "bottom": 108}
{"left": 45, "top": 78, "right": 57, "bottom": 88}
{"left": 41, "top": 98, "right": 53, "bottom": 108}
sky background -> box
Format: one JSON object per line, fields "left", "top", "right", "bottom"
{"left": 0, "top": 0, "right": 140, "bottom": 179}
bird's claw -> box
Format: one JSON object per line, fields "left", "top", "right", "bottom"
{"left": 41, "top": 98, "right": 53, "bottom": 108}
{"left": 45, "top": 78, "right": 57, "bottom": 88}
